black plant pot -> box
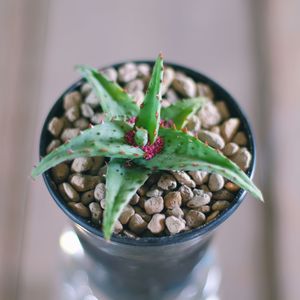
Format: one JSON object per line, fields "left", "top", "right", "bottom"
{"left": 40, "top": 61, "right": 256, "bottom": 300}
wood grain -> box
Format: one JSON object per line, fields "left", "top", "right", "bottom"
{"left": 0, "top": 0, "right": 49, "bottom": 299}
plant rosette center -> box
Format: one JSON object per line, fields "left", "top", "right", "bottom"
{"left": 125, "top": 128, "right": 164, "bottom": 160}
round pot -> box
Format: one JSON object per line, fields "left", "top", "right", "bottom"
{"left": 40, "top": 61, "right": 256, "bottom": 300}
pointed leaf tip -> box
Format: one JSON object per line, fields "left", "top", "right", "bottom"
{"left": 136, "top": 55, "right": 164, "bottom": 143}
{"left": 31, "top": 121, "right": 144, "bottom": 178}
{"left": 161, "top": 97, "right": 207, "bottom": 129}
{"left": 103, "top": 159, "right": 149, "bottom": 240}
{"left": 135, "top": 128, "right": 263, "bottom": 202}
{"left": 76, "top": 65, "right": 139, "bottom": 119}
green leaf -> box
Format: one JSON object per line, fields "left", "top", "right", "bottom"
{"left": 161, "top": 97, "right": 207, "bottom": 129}
{"left": 31, "top": 121, "right": 144, "bottom": 178}
{"left": 76, "top": 65, "right": 139, "bottom": 119}
{"left": 134, "top": 127, "right": 148, "bottom": 147}
{"left": 103, "top": 159, "right": 149, "bottom": 240}
{"left": 135, "top": 54, "right": 164, "bottom": 143}
{"left": 135, "top": 128, "right": 263, "bottom": 201}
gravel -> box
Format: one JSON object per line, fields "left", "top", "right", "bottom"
{"left": 162, "top": 67, "right": 175, "bottom": 95}
{"left": 118, "top": 63, "right": 138, "bottom": 83}
{"left": 69, "top": 202, "right": 90, "bottom": 218}
{"left": 198, "top": 101, "right": 222, "bottom": 129}
{"left": 94, "top": 183, "right": 106, "bottom": 201}
{"left": 70, "top": 174, "right": 101, "bottom": 192}
{"left": 216, "top": 101, "right": 230, "bottom": 120}
{"left": 90, "top": 157, "right": 105, "bottom": 175}
{"left": 51, "top": 163, "right": 69, "bottom": 183}
{"left": 186, "top": 115, "right": 201, "bottom": 133}
{"left": 101, "top": 67, "right": 118, "bottom": 82}
{"left": 65, "top": 106, "right": 80, "bottom": 122}
{"left": 198, "top": 130, "right": 225, "bottom": 149}
{"left": 125, "top": 79, "right": 144, "bottom": 93}
{"left": 221, "top": 118, "right": 240, "bottom": 142}
{"left": 188, "top": 171, "right": 209, "bottom": 186}
{"left": 80, "top": 83, "right": 92, "bottom": 97}
{"left": 137, "top": 63, "right": 150, "bottom": 80}
{"left": 81, "top": 190, "right": 95, "bottom": 205}
{"left": 212, "top": 189, "right": 235, "bottom": 201}
{"left": 144, "top": 196, "right": 164, "bottom": 215}
{"left": 113, "top": 220, "right": 123, "bottom": 234}
{"left": 74, "top": 118, "right": 89, "bottom": 130}
{"left": 48, "top": 117, "right": 64, "bottom": 137}
{"left": 46, "top": 62, "right": 253, "bottom": 238}
{"left": 128, "top": 214, "right": 148, "bottom": 234}
{"left": 185, "top": 210, "right": 206, "bottom": 228}
{"left": 63, "top": 91, "right": 82, "bottom": 110}
{"left": 173, "top": 72, "right": 196, "bottom": 98}
{"left": 208, "top": 174, "right": 225, "bottom": 192}
{"left": 71, "top": 157, "right": 93, "bottom": 173}
{"left": 46, "top": 139, "right": 61, "bottom": 153}
{"left": 59, "top": 182, "right": 80, "bottom": 202}
{"left": 119, "top": 205, "right": 135, "bottom": 225}
{"left": 85, "top": 91, "right": 99, "bottom": 108}
{"left": 81, "top": 103, "right": 94, "bottom": 118}
{"left": 196, "top": 83, "right": 214, "bottom": 99}
{"left": 212, "top": 201, "right": 230, "bottom": 211}
{"left": 171, "top": 171, "right": 196, "bottom": 188}
{"left": 206, "top": 211, "right": 220, "bottom": 223}
{"left": 89, "top": 202, "right": 102, "bottom": 224}
{"left": 146, "top": 188, "right": 163, "bottom": 198}
{"left": 231, "top": 147, "right": 252, "bottom": 171}
{"left": 164, "top": 191, "right": 182, "bottom": 209}
{"left": 165, "top": 216, "right": 186, "bottom": 234}
{"left": 60, "top": 128, "right": 80, "bottom": 143}
{"left": 157, "top": 173, "right": 177, "bottom": 190}
{"left": 131, "top": 90, "right": 145, "bottom": 106}
{"left": 223, "top": 142, "right": 239, "bottom": 157}
{"left": 186, "top": 189, "right": 211, "bottom": 208}
{"left": 232, "top": 131, "right": 248, "bottom": 146}
{"left": 178, "top": 185, "right": 194, "bottom": 203}
{"left": 147, "top": 214, "right": 166, "bottom": 234}
{"left": 224, "top": 182, "right": 240, "bottom": 193}
{"left": 166, "top": 206, "right": 184, "bottom": 218}
{"left": 130, "top": 193, "right": 140, "bottom": 205}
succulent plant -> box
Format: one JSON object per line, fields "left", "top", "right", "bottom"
{"left": 32, "top": 54, "right": 263, "bottom": 240}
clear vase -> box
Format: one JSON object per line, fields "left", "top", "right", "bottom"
{"left": 57, "top": 227, "right": 221, "bottom": 300}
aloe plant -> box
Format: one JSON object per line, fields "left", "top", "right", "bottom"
{"left": 32, "top": 54, "right": 263, "bottom": 240}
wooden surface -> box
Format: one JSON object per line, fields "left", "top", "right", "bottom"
{"left": 0, "top": 0, "right": 298, "bottom": 299}
{"left": 265, "top": 1, "right": 300, "bottom": 299}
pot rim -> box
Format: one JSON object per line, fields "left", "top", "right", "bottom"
{"left": 40, "top": 60, "right": 256, "bottom": 246}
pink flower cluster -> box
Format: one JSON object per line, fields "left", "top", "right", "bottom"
{"left": 127, "top": 116, "right": 137, "bottom": 124}
{"left": 124, "top": 130, "right": 135, "bottom": 145}
{"left": 125, "top": 130, "right": 164, "bottom": 160}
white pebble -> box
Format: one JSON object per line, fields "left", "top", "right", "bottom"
{"left": 188, "top": 171, "right": 209, "bottom": 186}
{"left": 198, "top": 102, "right": 222, "bottom": 129}
{"left": 231, "top": 147, "right": 252, "bottom": 171}
{"left": 221, "top": 118, "right": 240, "bottom": 142}
{"left": 198, "top": 130, "right": 225, "bottom": 149}
{"left": 165, "top": 216, "right": 185, "bottom": 234}
{"left": 172, "top": 72, "right": 196, "bottom": 98}
{"left": 48, "top": 117, "right": 64, "bottom": 137}
{"left": 144, "top": 196, "right": 164, "bottom": 215}
{"left": 147, "top": 214, "right": 166, "bottom": 234}
{"left": 118, "top": 63, "right": 138, "bottom": 83}
{"left": 208, "top": 174, "right": 225, "bottom": 192}
{"left": 171, "top": 171, "right": 195, "bottom": 188}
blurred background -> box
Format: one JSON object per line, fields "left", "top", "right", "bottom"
{"left": 0, "top": 0, "right": 299, "bottom": 299}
